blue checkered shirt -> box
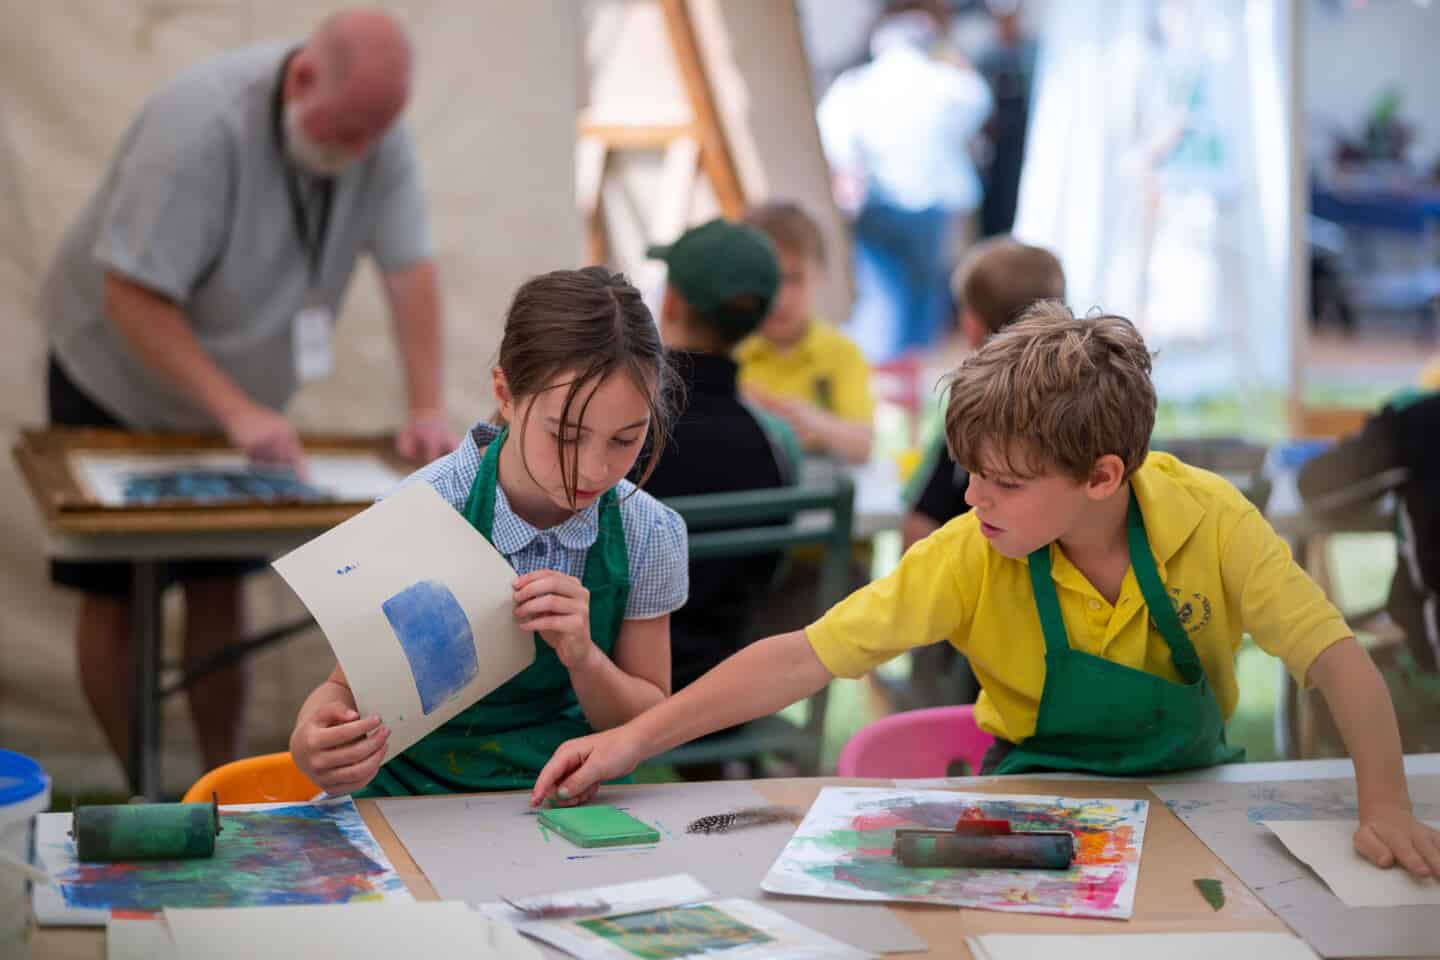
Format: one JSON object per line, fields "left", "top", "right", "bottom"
{"left": 397, "top": 420, "right": 688, "bottom": 620}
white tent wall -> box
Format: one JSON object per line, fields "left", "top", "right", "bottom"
{"left": 0, "top": 1, "right": 581, "bottom": 792}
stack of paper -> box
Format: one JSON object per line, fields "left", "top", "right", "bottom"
{"left": 966, "top": 933, "right": 1321, "bottom": 960}
{"left": 108, "top": 902, "right": 540, "bottom": 960}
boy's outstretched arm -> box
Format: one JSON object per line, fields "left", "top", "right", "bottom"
{"left": 531, "top": 630, "right": 833, "bottom": 806}
{"left": 1308, "top": 637, "right": 1440, "bottom": 877}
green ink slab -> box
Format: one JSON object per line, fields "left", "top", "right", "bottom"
{"left": 539, "top": 804, "right": 660, "bottom": 848}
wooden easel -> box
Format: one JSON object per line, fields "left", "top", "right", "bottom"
{"left": 577, "top": 0, "right": 746, "bottom": 266}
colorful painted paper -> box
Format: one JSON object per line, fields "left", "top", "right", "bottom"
{"left": 71, "top": 450, "right": 403, "bottom": 507}
{"left": 760, "top": 787, "right": 1149, "bottom": 919}
{"left": 34, "top": 798, "right": 412, "bottom": 926}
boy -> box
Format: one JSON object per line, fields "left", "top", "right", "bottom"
{"left": 535, "top": 304, "right": 1440, "bottom": 879}
{"left": 904, "top": 238, "right": 1065, "bottom": 549}
{"left": 736, "top": 202, "right": 875, "bottom": 465}
{"left": 644, "top": 219, "right": 800, "bottom": 698}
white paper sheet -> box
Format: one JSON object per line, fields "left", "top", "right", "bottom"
{"left": 485, "top": 874, "right": 715, "bottom": 924}
{"left": 35, "top": 798, "right": 411, "bottom": 927}
{"left": 164, "top": 902, "right": 540, "bottom": 960}
{"left": 966, "top": 932, "right": 1320, "bottom": 960}
{"left": 70, "top": 450, "right": 404, "bottom": 506}
{"left": 376, "top": 782, "right": 925, "bottom": 955}
{"left": 1153, "top": 775, "right": 1440, "bottom": 957}
{"left": 273, "top": 482, "right": 535, "bottom": 756}
{"left": 1262, "top": 819, "right": 1440, "bottom": 907}
{"left": 485, "top": 877, "right": 871, "bottom": 960}
{"left": 760, "top": 787, "right": 1149, "bottom": 919}
{"left": 107, "top": 916, "right": 177, "bottom": 960}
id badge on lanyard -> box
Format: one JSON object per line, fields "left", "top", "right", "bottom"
{"left": 288, "top": 180, "right": 334, "bottom": 383}
{"left": 293, "top": 304, "right": 334, "bottom": 382}
{"left": 274, "top": 51, "right": 338, "bottom": 385}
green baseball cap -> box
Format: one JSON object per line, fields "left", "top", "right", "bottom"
{"left": 648, "top": 219, "right": 781, "bottom": 339}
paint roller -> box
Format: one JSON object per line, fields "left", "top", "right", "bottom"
{"left": 892, "top": 814, "right": 1075, "bottom": 870}
{"left": 71, "top": 793, "right": 222, "bottom": 862}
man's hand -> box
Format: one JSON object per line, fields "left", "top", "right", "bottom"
{"left": 395, "top": 408, "right": 457, "bottom": 463}
{"left": 223, "top": 402, "right": 309, "bottom": 476}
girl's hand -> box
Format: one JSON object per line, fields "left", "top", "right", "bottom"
{"left": 514, "top": 570, "right": 595, "bottom": 669}
{"left": 1355, "top": 806, "right": 1440, "bottom": 878}
{"left": 289, "top": 702, "right": 390, "bottom": 796}
{"left": 530, "top": 726, "right": 645, "bottom": 808}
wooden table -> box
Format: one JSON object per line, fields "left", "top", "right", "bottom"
{"left": 32, "top": 770, "right": 1327, "bottom": 960}
{"left": 13, "top": 428, "right": 407, "bottom": 800}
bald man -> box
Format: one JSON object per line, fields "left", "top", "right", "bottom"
{"left": 40, "top": 9, "right": 455, "bottom": 781}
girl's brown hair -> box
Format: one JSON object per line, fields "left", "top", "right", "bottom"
{"left": 497, "top": 266, "right": 678, "bottom": 506}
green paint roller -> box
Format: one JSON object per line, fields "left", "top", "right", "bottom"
{"left": 71, "top": 794, "right": 222, "bottom": 862}
{"left": 893, "top": 816, "right": 1075, "bottom": 870}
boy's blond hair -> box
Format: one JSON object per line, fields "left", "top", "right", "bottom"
{"left": 944, "top": 302, "right": 1155, "bottom": 482}
{"left": 743, "top": 201, "right": 826, "bottom": 267}
{"left": 952, "top": 238, "right": 1066, "bottom": 336}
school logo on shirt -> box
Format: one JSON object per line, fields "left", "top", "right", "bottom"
{"left": 1151, "top": 586, "right": 1212, "bottom": 634}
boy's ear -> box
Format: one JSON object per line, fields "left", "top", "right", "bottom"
{"left": 1085, "top": 454, "right": 1127, "bottom": 500}
{"left": 960, "top": 309, "right": 988, "bottom": 349}
{"left": 492, "top": 367, "right": 514, "bottom": 422}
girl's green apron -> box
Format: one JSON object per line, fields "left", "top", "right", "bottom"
{"left": 993, "top": 491, "right": 1245, "bottom": 776}
{"left": 362, "top": 428, "right": 630, "bottom": 795}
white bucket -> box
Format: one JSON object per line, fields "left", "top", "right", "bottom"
{"left": 0, "top": 750, "right": 51, "bottom": 960}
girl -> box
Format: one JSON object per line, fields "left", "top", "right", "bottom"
{"left": 290, "top": 267, "right": 688, "bottom": 796}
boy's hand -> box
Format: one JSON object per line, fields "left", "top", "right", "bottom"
{"left": 530, "top": 727, "right": 644, "bottom": 808}
{"left": 1355, "top": 806, "right": 1440, "bottom": 878}
{"left": 290, "top": 702, "right": 389, "bottom": 796}
{"left": 514, "top": 570, "right": 596, "bottom": 670}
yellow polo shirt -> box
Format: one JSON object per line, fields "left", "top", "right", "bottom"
{"left": 735, "top": 321, "right": 874, "bottom": 425}
{"left": 1420, "top": 354, "right": 1440, "bottom": 391}
{"left": 807, "top": 452, "right": 1352, "bottom": 744}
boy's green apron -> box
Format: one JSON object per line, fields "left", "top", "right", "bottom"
{"left": 363, "top": 427, "right": 630, "bottom": 795}
{"left": 994, "top": 490, "right": 1245, "bottom": 776}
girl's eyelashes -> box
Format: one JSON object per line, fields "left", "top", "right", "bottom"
{"left": 611, "top": 434, "right": 642, "bottom": 449}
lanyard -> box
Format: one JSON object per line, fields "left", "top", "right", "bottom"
{"left": 272, "top": 50, "right": 334, "bottom": 284}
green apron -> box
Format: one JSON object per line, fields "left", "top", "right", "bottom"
{"left": 993, "top": 490, "right": 1244, "bottom": 776}
{"left": 362, "top": 427, "right": 630, "bottom": 795}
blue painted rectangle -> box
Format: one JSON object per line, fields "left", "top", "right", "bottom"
{"left": 382, "top": 580, "right": 479, "bottom": 715}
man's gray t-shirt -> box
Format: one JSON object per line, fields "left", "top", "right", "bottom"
{"left": 42, "top": 41, "right": 431, "bottom": 430}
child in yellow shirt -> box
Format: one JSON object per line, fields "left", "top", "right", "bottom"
{"left": 534, "top": 302, "right": 1440, "bottom": 880}
{"left": 736, "top": 202, "right": 875, "bottom": 464}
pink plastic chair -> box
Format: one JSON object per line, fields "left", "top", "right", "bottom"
{"left": 836, "top": 705, "right": 995, "bottom": 778}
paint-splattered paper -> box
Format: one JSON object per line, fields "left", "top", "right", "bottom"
{"left": 272, "top": 481, "right": 535, "bottom": 757}
{"left": 760, "top": 788, "right": 1148, "bottom": 919}
{"left": 70, "top": 450, "right": 404, "bottom": 507}
{"left": 34, "top": 798, "right": 412, "bottom": 926}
